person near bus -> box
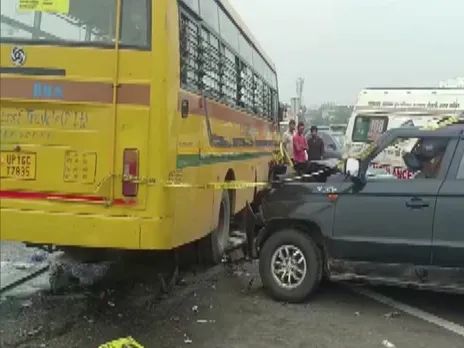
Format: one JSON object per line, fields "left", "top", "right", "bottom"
{"left": 293, "top": 122, "right": 308, "bottom": 175}
{"left": 307, "top": 126, "right": 325, "bottom": 174}
{"left": 282, "top": 119, "right": 296, "bottom": 163}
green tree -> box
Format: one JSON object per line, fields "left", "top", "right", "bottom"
{"left": 305, "top": 109, "right": 325, "bottom": 126}
{"left": 330, "top": 106, "right": 353, "bottom": 124}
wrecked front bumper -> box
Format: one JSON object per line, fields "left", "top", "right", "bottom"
{"left": 242, "top": 201, "right": 266, "bottom": 260}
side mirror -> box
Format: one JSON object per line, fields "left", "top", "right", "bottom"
{"left": 328, "top": 143, "right": 336, "bottom": 150}
{"left": 344, "top": 157, "right": 360, "bottom": 176}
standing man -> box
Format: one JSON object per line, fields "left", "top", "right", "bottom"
{"left": 293, "top": 122, "right": 308, "bottom": 175}
{"left": 282, "top": 120, "right": 296, "bottom": 163}
{"left": 307, "top": 126, "right": 325, "bottom": 173}
{"left": 307, "top": 126, "right": 325, "bottom": 160}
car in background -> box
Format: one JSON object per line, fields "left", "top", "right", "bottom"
{"left": 329, "top": 124, "right": 348, "bottom": 133}
{"left": 307, "top": 125, "right": 330, "bottom": 132}
{"left": 330, "top": 132, "right": 346, "bottom": 149}
{"left": 305, "top": 129, "right": 344, "bottom": 159}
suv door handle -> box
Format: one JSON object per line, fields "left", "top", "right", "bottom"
{"left": 405, "top": 198, "right": 429, "bottom": 209}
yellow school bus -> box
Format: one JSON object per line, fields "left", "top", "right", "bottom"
{"left": 0, "top": 0, "right": 280, "bottom": 263}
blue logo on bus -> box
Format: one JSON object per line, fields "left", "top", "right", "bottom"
{"left": 33, "top": 83, "right": 64, "bottom": 99}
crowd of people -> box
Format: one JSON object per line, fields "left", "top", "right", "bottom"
{"left": 282, "top": 120, "right": 325, "bottom": 175}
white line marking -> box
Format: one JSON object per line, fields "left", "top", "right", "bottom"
{"left": 350, "top": 286, "right": 464, "bottom": 338}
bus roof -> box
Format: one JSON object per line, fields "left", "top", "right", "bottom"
{"left": 218, "top": 0, "right": 276, "bottom": 71}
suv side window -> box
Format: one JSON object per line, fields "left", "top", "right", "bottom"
{"left": 457, "top": 153, "right": 464, "bottom": 179}
{"left": 371, "top": 136, "right": 450, "bottom": 180}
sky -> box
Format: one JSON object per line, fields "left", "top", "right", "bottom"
{"left": 229, "top": 0, "right": 464, "bottom": 105}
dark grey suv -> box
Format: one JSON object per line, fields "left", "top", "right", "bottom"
{"left": 250, "top": 122, "right": 464, "bottom": 303}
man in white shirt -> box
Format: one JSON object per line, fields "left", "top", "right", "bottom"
{"left": 282, "top": 120, "right": 296, "bottom": 163}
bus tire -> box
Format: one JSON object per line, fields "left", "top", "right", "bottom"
{"left": 199, "top": 190, "right": 231, "bottom": 265}
{"left": 259, "top": 229, "right": 322, "bottom": 303}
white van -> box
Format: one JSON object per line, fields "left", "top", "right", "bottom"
{"left": 344, "top": 88, "right": 464, "bottom": 178}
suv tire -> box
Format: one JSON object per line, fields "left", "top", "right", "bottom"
{"left": 259, "top": 228, "right": 322, "bottom": 303}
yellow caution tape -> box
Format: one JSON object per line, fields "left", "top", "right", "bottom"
{"left": 98, "top": 336, "right": 144, "bottom": 348}
{"left": 93, "top": 115, "right": 461, "bottom": 193}
{"left": 94, "top": 175, "right": 271, "bottom": 192}
{"left": 270, "top": 141, "right": 293, "bottom": 168}
{"left": 164, "top": 180, "right": 270, "bottom": 189}
{"left": 94, "top": 141, "right": 294, "bottom": 192}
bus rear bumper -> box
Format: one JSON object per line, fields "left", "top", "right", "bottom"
{"left": 0, "top": 208, "right": 173, "bottom": 250}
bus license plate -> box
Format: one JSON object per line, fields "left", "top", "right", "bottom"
{"left": 0, "top": 152, "right": 37, "bottom": 180}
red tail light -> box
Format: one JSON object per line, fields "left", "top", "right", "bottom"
{"left": 122, "top": 149, "right": 139, "bottom": 197}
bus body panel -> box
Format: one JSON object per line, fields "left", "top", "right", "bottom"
{"left": 171, "top": 90, "right": 275, "bottom": 247}
{"left": 168, "top": 0, "right": 278, "bottom": 247}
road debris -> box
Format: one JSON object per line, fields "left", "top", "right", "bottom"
{"left": 184, "top": 333, "right": 193, "bottom": 344}
{"left": 382, "top": 339, "right": 396, "bottom": 348}
{"left": 26, "top": 325, "right": 43, "bottom": 336}
{"left": 98, "top": 336, "right": 144, "bottom": 348}
{"left": 384, "top": 311, "right": 401, "bottom": 319}
{"left": 21, "top": 299, "right": 33, "bottom": 307}
{"left": 245, "top": 278, "right": 254, "bottom": 291}
{"left": 30, "top": 251, "right": 48, "bottom": 263}
{"left": 48, "top": 252, "right": 112, "bottom": 289}
{"left": 13, "top": 262, "right": 32, "bottom": 270}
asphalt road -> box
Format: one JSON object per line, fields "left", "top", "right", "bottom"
{"left": 371, "top": 285, "right": 464, "bottom": 327}
{"left": 1, "top": 242, "right": 463, "bottom": 348}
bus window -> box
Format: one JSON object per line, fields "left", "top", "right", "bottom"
{"left": 352, "top": 115, "right": 389, "bottom": 142}
{"left": 0, "top": 0, "right": 150, "bottom": 49}
{"left": 181, "top": 0, "right": 200, "bottom": 13}
{"left": 120, "top": 0, "right": 150, "bottom": 48}
{"left": 179, "top": 13, "right": 200, "bottom": 91}
{"left": 200, "top": 0, "right": 219, "bottom": 33}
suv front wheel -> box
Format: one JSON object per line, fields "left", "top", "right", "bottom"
{"left": 259, "top": 228, "right": 322, "bottom": 303}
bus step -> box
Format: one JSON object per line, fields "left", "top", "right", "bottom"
{"left": 224, "top": 231, "right": 248, "bottom": 264}
{"left": 226, "top": 231, "right": 247, "bottom": 252}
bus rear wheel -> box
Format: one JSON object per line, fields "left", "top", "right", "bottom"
{"left": 199, "top": 190, "right": 231, "bottom": 265}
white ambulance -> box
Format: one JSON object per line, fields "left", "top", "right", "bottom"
{"left": 344, "top": 88, "right": 464, "bottom": 179}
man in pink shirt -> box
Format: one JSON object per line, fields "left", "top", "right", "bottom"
{"left": 293, "top": 122, "right": 308, "bottom": 175}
